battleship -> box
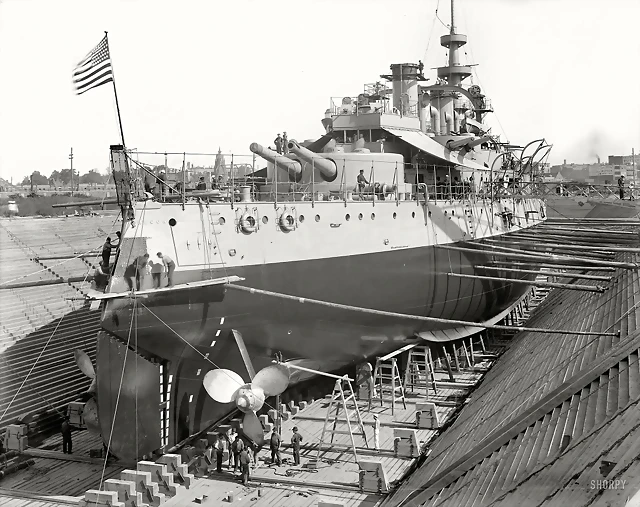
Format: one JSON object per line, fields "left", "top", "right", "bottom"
{"left": 81, "top": 0, "right": 552, "bottom": 462}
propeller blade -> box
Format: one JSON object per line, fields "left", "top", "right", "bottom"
{"left": 252, "top": 364, "right": 290, "bottom": 397}
{"left": 83, "top": 398, "right": 101, "bottom": 435}
{"left": 87, "top": 377, "right": 97, "bottom": 395}
{"left": 231, "top": 329, "right": 256, "bottom": 381}
{"left": 74, "top": 349, "right": 95, "bottom": 379}
{"left": 203, "top": 369, "right": 244, "bottom": 403}
{"left": 242, "top": 411, "right": 265, "bottom": 447}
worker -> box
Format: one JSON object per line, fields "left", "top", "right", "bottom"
{"left": 124, "top": 253, "right": 149, "bottom": 291}
{"left": 618, "top": 175, "right": 625, "bottom": 200}
{"left": 239, "top": 447, "right": 251, "bottom": 485}
{"left": 226, "top": 427, "right": 236, "bottom": 468}
{"left": 149, "top": 256, "right": 164, "bottom": 289}
{"left": 282, "top": 132, "right": 289, "bottom": 154}
{"left": 157, "top": 252, "right": 175, "bottom": 287}
{"left": 101, "top": 237, "right": 112, "bottom": 266}
{"left": 215, "top": 433, "right": 226, "bottom": 473}
{"left": 112, "top": 231, "right": 121, "bottom": 251}
{"left": 357, "top": 170, "right": 368, "bottom": 194}
{"left": 372, "top": 414, "right": 380, "bottom": 451}
{"left": 196, "top": 176, "right": 207, "bottom": 191}
{"left": 269, "top": 430, "right": 281, "bottom": 466}
{"left": 274, "top": 134, "right": 283, "bottom": 154}
{"left": 61, "top": 416, "right": 72, "bottom": 454}
{"left": 93, "top": 260, "right": 110, "bottom": 291}
{"left": 291, "top": 426, "right": 303, "bottom": 466}
{"left": 231, "top": 434, "right": 244, "bottom": 473}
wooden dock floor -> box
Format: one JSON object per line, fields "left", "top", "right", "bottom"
{"left": 0, "top": 360, "right": 494, "bottom": 507}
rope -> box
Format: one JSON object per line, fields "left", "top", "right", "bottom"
{"left": 95, "top": 297, "right": 136, "bottom": 499}
{"left": 224, "top": 283, "right": 617, "bottom": 337}
{"left": 0, "top": 311, "right": 67, "bottom": 421}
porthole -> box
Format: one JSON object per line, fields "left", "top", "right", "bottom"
{"left": 218, "top": 217, "right": 226, "bottom": 225}
{"left": 345, "top": 214, "right": 351, "bottom": 221}
{"left": 358, "top": 213, "right": 363, "bottom": 220}
{"left": 262, "top": 216, "right": 268, "bottom": 224}
{"left": 169, "top": 218, "right": 177, "bottom": 227}
{"left": 315, "top": 215, "right": 320, "bottom": 222}
{"left": 299, "top": 215, "right": 305, "bottom": 223}
{"left": 452, "top": 210, "right": 455, "bottom": 215}
{"left": 411, "top": 212, "right": 416, "bottom": 218}
{"left": 371, "top": 213, "right": 376, "bottom": 220}
{"left": 393, "top": 212, "right": 397, "bottom": 219}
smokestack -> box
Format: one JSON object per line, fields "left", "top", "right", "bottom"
{"left": 563, "top": 159, "right": 566, "bottom": 166}
{"left": 597, "top": 155, "right": 601, "bottom": 164}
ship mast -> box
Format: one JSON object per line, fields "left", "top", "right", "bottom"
{"left": 438, "top": 0, "right": 470, "bottom": 88}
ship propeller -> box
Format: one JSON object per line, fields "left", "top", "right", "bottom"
{"left": 74, "top": 349, "right": 97, "bottom": 394}
{"left": 203, "top": 365, "right": 290, "bottom": 446}
{"left": 202, "top": 330, "right": 290, "bottom": 446}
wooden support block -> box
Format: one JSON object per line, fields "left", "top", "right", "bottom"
{"left": 81, "top": 490, "right": 125, "bottom": 507}
{"left": 157, "top": 454, "right": 194, "bottom": 489}
{"left": 68, "top": 401, "right": 87, "bottom": 428}
{"left": 299, "top": 401, "right": 308, "bottom": 410}
{"left": 290, "top": 405, "right": 300, "bottom": 416}
{"left": 259, "top": 414, "right": 269, "bottom": 426}
{"left": 120, "top": 469, "right": 166, "bottom": 504}
{"left": 194, "top": 495, "right": 209, "bottom": 504}
{"left": 104, "top": 479, "right": 147, "bottom": 507}
{"left": 263, "top": 422, "right": 273, "bottom": 433}
{"left": 393, "top": 428, "right": 420, "bottom": 458}
{"left": 268, "top": 409, "right": 278, "bottom": 422}
{"left": 137, "top": 461, "right": 177, "bottom": 496}
{"left": 416, "top": 402, "right": 440, "bottom": 429}
{"left": 281, "top": 411, "right": 291, "bottom": 421}
{"left": 358, "top": 460, "right": 389, "bottom": 493}
{"left": 217, "top": 424, "right": 231, "bottom": 435}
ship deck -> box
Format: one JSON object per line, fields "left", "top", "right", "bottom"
{"left": 0, "top": 351, "right": 503, "bottom": 507}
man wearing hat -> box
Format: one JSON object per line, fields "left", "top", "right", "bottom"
{"left": 618, "top": 174, "right": 625, "bottom": 200}
{"left": 372, "top": 414, "right": 380, "bottom": 451}
{"left": 291, "top": 426, "right": 303, "bottom": 465}
{"left": 274, "top": 134, "right": 283, "bottom": 154}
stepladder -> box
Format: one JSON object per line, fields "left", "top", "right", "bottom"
{"left": 373, "top": 356, "right": 407, "bottom": 415}
{"left": 404, "top": 345, "right": 438, "bottom": 398}
{"left": 317, "top": 377, "right": 369, "bottom": 463}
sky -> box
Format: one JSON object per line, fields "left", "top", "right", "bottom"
{"left": 0, "top": 0, "right": 639, "bottom": 182}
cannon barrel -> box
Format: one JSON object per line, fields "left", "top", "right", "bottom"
{"left": 287, "top": 140, "right": 337, "bottom": 181}
{"left": 250, "top": 143, "right": 301, "bottom": 177}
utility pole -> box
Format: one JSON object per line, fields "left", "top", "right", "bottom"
{"left": 69, "top": 147, "right": 74, "bottom": 197}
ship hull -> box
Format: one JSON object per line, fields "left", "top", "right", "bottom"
{"left": 97, "top": 237, "right": 531, "bottom": 459}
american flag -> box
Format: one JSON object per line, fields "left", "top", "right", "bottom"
{"left": 72, "top": 35, "right": 113, "bottom": 95}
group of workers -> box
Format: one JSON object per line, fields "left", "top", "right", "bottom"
{"left": 95, "top": 233, "right": 176, "bottom": 292}
{"left": 123, "top": 252, "right": 175, "bottom": 291}
{"left": 211, "top": 426, "right": 304, "bottom": 486}
{"left": 273, "top": 132, "right": 289, "bottom": 155}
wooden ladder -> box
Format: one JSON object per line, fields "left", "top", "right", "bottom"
{"left": 404, "top": 345, "right": 438, "bottom": 398}
{"left": 373, "top": 356, "right": 407, "bottom": 415}
{"left": 317, "top": 377, "right": 369, "bottom": 463}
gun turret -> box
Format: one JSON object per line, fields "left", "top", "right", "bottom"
{"left": 287, "top": 140, "right": 338, "bottom": 181}
{"left": 250, "top": 143, "right": 302, "bottom": 179}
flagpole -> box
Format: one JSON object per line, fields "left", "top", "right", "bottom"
{"left": 104, "top": 31, "right": 126, "bottom": 147}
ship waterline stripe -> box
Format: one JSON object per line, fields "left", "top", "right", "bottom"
{"left": 224, "top": 283, "right": 618, "bottom": 337}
